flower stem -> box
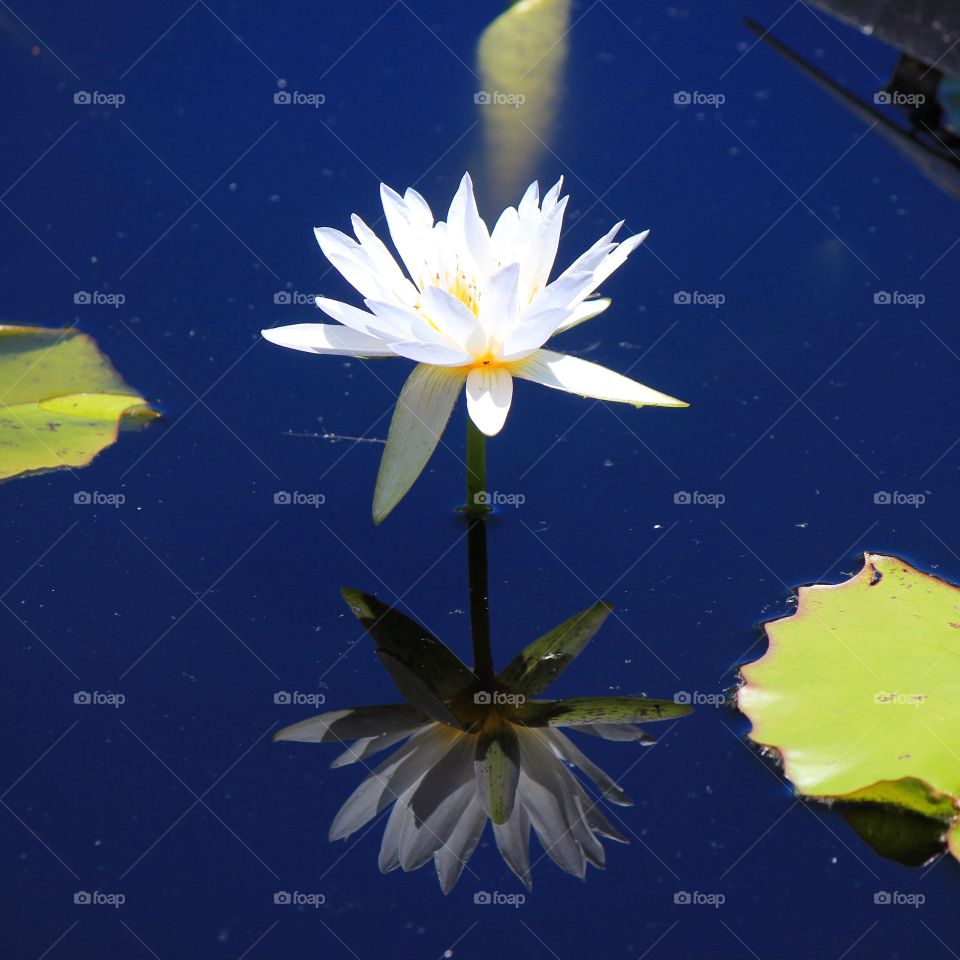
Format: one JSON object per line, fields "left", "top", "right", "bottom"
{"left": 465, "top": 419, "right": 488, "bottom": 517}
{"left": 467, "top": 516, "right": 494, "bottom": 683}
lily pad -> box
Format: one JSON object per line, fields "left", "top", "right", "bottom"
{"left": 738, "top": 553, "right": 960, "bottom": 858}
{"left": 0, "top": 325, "right": 157, "bottom": 480}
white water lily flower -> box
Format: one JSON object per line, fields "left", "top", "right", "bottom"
{"left": 263, "top": 173, "right": 687, "bottom": 522}
{"left": 274, "top": 589, "right": 692, "bottom": 892}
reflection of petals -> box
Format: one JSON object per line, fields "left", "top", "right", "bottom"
{"left": 277, "top": 591, "right": 687, "bottom": 891}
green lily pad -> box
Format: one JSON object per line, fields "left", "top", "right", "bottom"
{"left": 0, "top": 325, "right": 158, "bottom": 480}
{"left": 738, "top": 552, "right": 960, "bottom": 859}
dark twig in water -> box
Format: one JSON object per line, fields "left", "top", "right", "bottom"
{"left": 282, "top": 430, "right": 386, "bottom": 444}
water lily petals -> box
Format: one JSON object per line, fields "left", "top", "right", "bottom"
{"left": 516, "top": 731, "right": 586, "bottom": 877}
{"left": 409, "top": 734, "right": 475, "bottom": 828}
{"left": 517, "top": 179, "right": 540, "bottom": 218}
{"left": 373, "top": 363, "right": 466, "bottom": 524}
{"left": 314, "top": 227, "right": 394, "bottom": 302}
{"left": 351, "top": 214, "right": 420, "bottom": 305}
{"left": 314, "top": 296, "right": 383, "bottom": 337}
{"left": 330, "top": 728, "right": 423, "bottom": 768}
{"left": 419, "top": 285, "right": 483, "bottom": 354}
{"left": 447, "top": 173, "right": 495, "bottom": 278}
{"left": 402, "top": 186, "right": 435, "bottom": 226}
{"left": 543, "top": 728, "right": 633, "bottom": 806}
{"left": 466, "top": 366, "right": 513, "bottom": 437}
{"left": 362, "top": 298, "right": 441, "bottom": 344}
{"left": 479, "top": 262, "right": 521, "bottom": 345}
{"left": 524, "top": 192, "right": 568, "bottom": 296}
{"left": 434, "top": 797, "right": 486, "bottom": 894}
{"left": 380, "top": 183, "right": 435, "bottom": 287}
{"left": 328, "top": 726, "right": 447, "bottom": 841}
{"left": 589, "top": 230, "right": 649, "bottom": 289}
{"left": 499, "top": 309, "right": 570, "bottom": 360}
{"left": 261, "top": 323, "right": 395, "bottom": 357}
{"left": 553, "top": 297, "right": 611, "bottom": 335}
{"left": 511, "top": 349, "right": 689, "bottom": 407}
{"left": 493, "top": 804, "right": 532, "bottom": 890}
{"left": 475, "top": 728, "right": 521, "bottom": 825}
{"left": 401, "top": 778, "right": 476, "bottom": 872}
{"left": 274, "top": 703, "right": 426, "bottom": 744}
{"left": 386, "top": 340, "right": 474, "bottom": 366}
{"left": 490, "top": 205, "right": 519, "bottom": 262}
{"left": 575, "top": 722, "right": 656, "bottom": 745}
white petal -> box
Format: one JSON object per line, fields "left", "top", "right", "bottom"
{"left": 387, "top": 340, "right": 474, "bottom": 366}
{"left": 329, "top": 726, "right": 447, "bottom": 841}
{"left": 447, "top": 173, "right": 494, "bottom": 278}
{"left": 434, "top": 797, "right": 486, "bottom": 894}
{"left": 510, "top": 349, "right": 688, "bottom": 408}
{"left": 498, "top": 308, "right": 570, "bottom": 361}
{"left": 517, "top": 179, "right": 540, "bottom": 218}
{"left": 314, "top": 227, "right": 396, "bottom": 302}
{"left": 489, "top": 206, "right": 519, "bottom": 263}
{"left": 351, "top": 214, "right": 419, "bottom": 305}
{"left": 479, "top": 262, "right": 521, "bottom": 346}
{"left": 363, "top": 298, "right": 449, "bottom": 345}
{"left": 541, "top": 728, "right": 633, "bottom": 806}
{"left": 552, "top": 298, "right": 611, "bottom": 335}
{"left": 466, "top": 367, "right": 513, "bottom": 436}
{"left": 380, "top": 183, "right": 436, "bottom": 288}
{"left": 588, "top": 230, "right": 649, "bottom": 291}
{"left": 373, "top": 364, "right": 467, "bottom": 524}
{"left": 261, "top": 323, "right": 395, "bottom": 357}
{"left": 419, "top": 285, "right": 483, "bottom": 354}
{"left": 493, "top": 804, "right": 532, "bottom": 890}
{"left": 314, "top": 296, "right": 389, "bottom": 337}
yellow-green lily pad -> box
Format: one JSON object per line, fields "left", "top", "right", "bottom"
{"left": 738, "top": 553, "right": 960, "bottom": 861}
{"left": 0, "top": 325, "right": 158, "bottom": 480}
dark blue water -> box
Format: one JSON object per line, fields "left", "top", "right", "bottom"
{"left": 2, "top": 1, "right": 958, "bottom": 956}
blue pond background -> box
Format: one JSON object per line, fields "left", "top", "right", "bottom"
{"left": 1, "top": 1, "right": 959, "bottom": 956}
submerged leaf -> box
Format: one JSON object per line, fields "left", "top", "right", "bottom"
{"left": 497, "top": 600, "right": 612, "bottom": 696}
{"left": 0, "top": 325, "right": 158, "bottom": 480}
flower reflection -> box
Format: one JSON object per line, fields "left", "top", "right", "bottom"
{"left": 275, "top": 584, "right": 691, "bottom": 892}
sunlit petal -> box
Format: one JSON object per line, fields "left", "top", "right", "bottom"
{"left": 466, "top": 366, "right": 513, "bottom": 436}
{"left": 511, "top": 349, "right": 688, "bottom": 407}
